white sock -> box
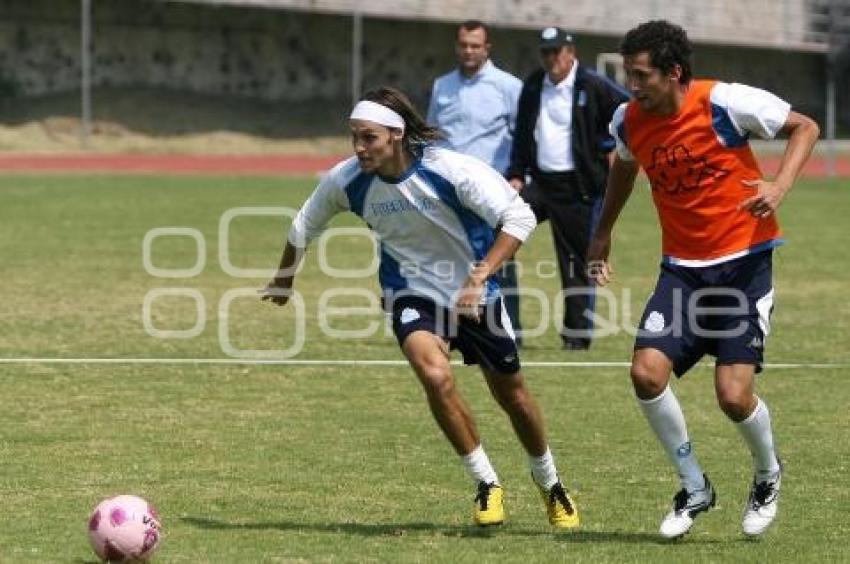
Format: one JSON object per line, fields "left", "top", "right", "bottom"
{"left": 461, "top": 444, "right": 499, "bottom": 486}
{"left": 638, "top": 385, "right": 706, "bottom": 493}
{"left": 529, "top": 447, "right": 559, "bottom": 490}
{"left": 736, "top": 397, "right": 781, "bottom": 482}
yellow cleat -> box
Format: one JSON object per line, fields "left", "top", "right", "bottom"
{"left": 473, "top": 481, "right": 505, "bottom": 526}
{"left": 539, "top": 482, "right": 580, "bottom": 529}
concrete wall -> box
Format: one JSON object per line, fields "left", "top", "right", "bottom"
{"left": 176, "top": 0, "right": 827, "bottom": 51}
{"left": 0, "top": 0, "right": 838, "bottom": 128}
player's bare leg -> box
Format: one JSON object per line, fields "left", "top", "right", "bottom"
{"left": 403, "top": 331, "right": 480, "bottom": 454}
{"left": 481, "top": 368, "right": 546, "bottom": 456}
{"left": 402, "top": 331, "right": 503, "bottom": 525}
{"left": 482, "top": 367, "right": 579, "bottom": 529}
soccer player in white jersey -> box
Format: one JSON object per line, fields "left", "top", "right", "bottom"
{"left": 262, "top": 86, "right": 579, "bottom": 529}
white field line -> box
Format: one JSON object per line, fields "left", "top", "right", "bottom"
{"left": 0, "top": 358, "right": 846, "bottom": 369}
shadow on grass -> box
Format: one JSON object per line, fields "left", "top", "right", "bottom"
{"left": 182, "top": 516, "right": 511, "bottom": 538}
{"left": 182, "top": 516, "right": 680, "bottom": 543}
{"left": 556, "top": 530, "right": 738, "bottom": 545}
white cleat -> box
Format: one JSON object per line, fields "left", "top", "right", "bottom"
{"left": 659, "top": 474, "right": 717, "bottom": 539}
{"left": 742, "top": 464, "right": 782, "bottom": 537}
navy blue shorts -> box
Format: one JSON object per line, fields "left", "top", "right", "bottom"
{"left": 635, "top": 250, "right": 775, "bottom": 376}
{"left": 389, "top": 295, "right": 520, "bottom": 375}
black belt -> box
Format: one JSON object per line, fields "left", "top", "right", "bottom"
{"left": 535, "top": 170, "right": 577, "bottom": 181}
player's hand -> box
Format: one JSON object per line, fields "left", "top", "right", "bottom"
{"left": 456, "top": 266, "right": 487, "bottom": 322}
{"left": 260, "top": 278, "right": 293, "bottom": 306}
{"left": 455, "top": 284, "right": 484, "bottom": 322}
{"left": 508, "top": 177, "right": 524, "bottom": 192}
{"left": 739, "top": 178, "right": 788, "bottom": 218}
{"left": 587, "top": 233, "right": 613, "bottom": 286}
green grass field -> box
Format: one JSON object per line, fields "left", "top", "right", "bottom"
{"left": 1, "top": 174, "right": 848, "bottom": 562}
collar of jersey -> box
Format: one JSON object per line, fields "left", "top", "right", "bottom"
{"left": 377, "top": 159, "right": 420, "bottom": 184}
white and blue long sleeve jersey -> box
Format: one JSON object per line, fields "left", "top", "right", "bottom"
{"left": 288, "top": 146, "right": 536, "bottom": 308}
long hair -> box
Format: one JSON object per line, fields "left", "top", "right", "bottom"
{"left": 360, "top": 86, "right": 442, "bottom": 155}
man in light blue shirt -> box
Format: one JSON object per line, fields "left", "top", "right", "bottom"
{"left": 427, "top": 20, "right": 524, "bottom": 338}
{"left": 427, "top": 20, "right": 522, "bottom": 175}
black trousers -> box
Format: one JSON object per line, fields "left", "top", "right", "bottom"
{"left": 521, "top": 171, "right": 602, "bottom": 348}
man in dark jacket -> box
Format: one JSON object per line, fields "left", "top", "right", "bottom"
{"left": 507, "top": 27, "right": 628, "bottom": 350}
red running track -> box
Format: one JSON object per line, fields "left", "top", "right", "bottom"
{"left": 0, "top": 153, "right": 846, "bottom": 177}
{"left": 0, "top": 153, "right": 342, "bottom": 175}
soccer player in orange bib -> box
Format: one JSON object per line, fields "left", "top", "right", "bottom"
{"left": 588, "top": 20, "right": 819, "bottom": 538}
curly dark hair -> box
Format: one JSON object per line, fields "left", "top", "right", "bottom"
{"left": 620, "top": 20, "right": 693, "bottom": 83}
{"left": 360, "top": 86, "right": 442, "bottom": 154}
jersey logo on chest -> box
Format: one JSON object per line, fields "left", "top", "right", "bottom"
{"left": 645, "top": 143, "right": 730, "bottom": 196}
{"left": 368, "top": 197, "right": 438, "bottom": 217}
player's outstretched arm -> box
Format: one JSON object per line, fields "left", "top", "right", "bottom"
{"left": 261, "top": 167, "right": 345, "bottom": 306}
{"left": 587, "top": 155, "right": 639, "bottom": 286}
{"left": 261, "top": 241, "right": 305, "bottom": 307}
{"left": 739, "top": 111, "right": 820, "bottom": 218}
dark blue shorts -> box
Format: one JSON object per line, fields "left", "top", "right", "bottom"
{"left": 389, "top": 295, "right": 520, "bottom": 375}
{"left": 634, "top": 250, "right": 775, "bottom": 376}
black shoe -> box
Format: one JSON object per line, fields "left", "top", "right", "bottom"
{"left": 562, "top": 340, "right": 589, "bottom": 351}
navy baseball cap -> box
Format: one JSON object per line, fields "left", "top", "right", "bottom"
{"left": 539, "top": 27, "right": 574, "bottom": 49}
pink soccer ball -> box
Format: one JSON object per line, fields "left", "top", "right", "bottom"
{"left": 87, "top": 495, "right": 161, "bottom": 562}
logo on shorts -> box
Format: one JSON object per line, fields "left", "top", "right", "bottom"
{"left": 749, "top": 336, "right": 763, "bottom": 350}
{"left": 503, "top": 353, "right": 517, "bottom": 364}
{"left": 644, "top": 311, "right": 665, "bottom": 333}
{"left": 400, "top": 308, "right": 420, "bottom": 324}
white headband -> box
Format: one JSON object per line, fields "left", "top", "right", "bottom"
{"left": 350, "top": 101, "right": 405, "bottom": 132}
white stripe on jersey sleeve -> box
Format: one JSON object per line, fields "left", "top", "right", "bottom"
{"left": 287, "top": 157, "right": 355, "bottom": 247}
{"left": 429, "top": 147, "right": 536, "bottom": 242}
{"left": 499, "top": 196, "right": 536, "bottom": 242}
{"left": 609, "top": 103, "right": 635, "bottom": 161}
{"left": 710, "top": 82, "right": 791, "bottom": 140}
